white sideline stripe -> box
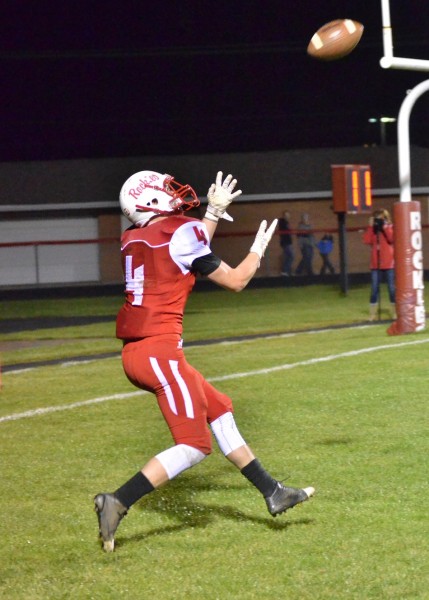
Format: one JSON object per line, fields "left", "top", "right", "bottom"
{"left": 6, "top": 325, "right": 373, "bottom": 375}
{"left": 211, "top": 337, "right": 429, "bottom": 381}
{"left": 0, "top": 391, "right": 146, "bottom": 423}
{"left": 1, "top": 336, "right": 428, "bottom": 424}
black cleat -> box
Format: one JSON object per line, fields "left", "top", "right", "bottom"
{"left": 265, "top": 482, "right": 315, "bottom": 517}
{"left": 94, "top": 493, "right": 128, "bottom": 552}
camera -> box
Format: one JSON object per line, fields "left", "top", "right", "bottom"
{"left": 373, "top": 217, "right": 385, "bottom": 234}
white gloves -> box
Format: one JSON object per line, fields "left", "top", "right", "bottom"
{"left": 250, "top": 219, "right": 278, "bottom": 262}
{"left": 205, "top": 171, "right": 242, "bottom": 222}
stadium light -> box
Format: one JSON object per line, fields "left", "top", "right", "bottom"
{"left": 368, "top": 116, "right": 397, "bottom": 146}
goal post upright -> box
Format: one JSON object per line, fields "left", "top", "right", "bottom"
{"left": 378, "top": 0, "right": 426, "bottom": 334}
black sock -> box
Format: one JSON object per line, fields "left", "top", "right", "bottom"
{"left": 240, "top": 458, "right": 277, "bottom": 497}
{"left": 114, "top": 471, "right": 155, "bottom": 509}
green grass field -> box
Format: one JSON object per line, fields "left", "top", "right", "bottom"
{"left": 1, "top": 284, "right": 428, "bottom": 599}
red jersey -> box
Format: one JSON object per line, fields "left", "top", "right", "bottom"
{"left": 116, "top": 215, "right": 212, "bottom": 339}
{"left": 363, "top": 224, "right": 394, "bottom": 270}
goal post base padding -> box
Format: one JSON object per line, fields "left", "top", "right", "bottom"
{"left": 387, "top": 201, "right": 426, "bottom": 335}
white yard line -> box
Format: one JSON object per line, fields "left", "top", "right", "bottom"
{"left": 1, "top": 335, "right": 428, "bottom": 424}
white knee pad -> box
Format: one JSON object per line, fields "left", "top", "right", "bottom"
{"left": 155, "top": 444, "right": 206, "bottom": 480}
{"left": 210, "top": 412, "right": 246, "bottom": 456}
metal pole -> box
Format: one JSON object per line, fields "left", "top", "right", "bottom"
{"left": 379, "top": 0, "right": 427, "bottom": 334}
{"left": 380, "top": 120, "right": 386, "bottom": 146}
{"left": 380, "top": 0, "right": 393, "bottom": 60}
{"left": 337, "top": 212, "right": 348, "bottom": 295}
{"left": 397, "top": 79, "right": 429, "bottom": 203}
{"left": 380, "top": 0, "right": 429, "bottom": 71}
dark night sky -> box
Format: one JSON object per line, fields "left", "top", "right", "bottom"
{"left": 1, "top": 1, "right": 429, "bottom": 162}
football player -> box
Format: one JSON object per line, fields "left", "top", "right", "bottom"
{"left": 94, "top": 170, "right": 315, "bottom": 551}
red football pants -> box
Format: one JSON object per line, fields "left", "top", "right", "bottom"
{"left": 121, "top": 335, "right": 233, "bottom": 454}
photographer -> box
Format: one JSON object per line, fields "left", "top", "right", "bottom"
{"left": 363, "top": 209, "right": 395, "bottom": 321}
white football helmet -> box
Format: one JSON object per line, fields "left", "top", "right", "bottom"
{"left": 119, "top": 170, "right": 200, "bottom": 227}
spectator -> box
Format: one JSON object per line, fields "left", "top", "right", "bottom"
{"left": 363, "top": 208, "right": 395, "bottom": 321}
{"left": 278, "top": 210, "right": 294, "bottom": 276}
{"left": 317, "top": 234, "right": 335, "bottom": 275}
{"left": 295, "top": 213, "right": 315, "bottom": 276}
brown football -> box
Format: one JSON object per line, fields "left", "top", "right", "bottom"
{"left": 307, "top": 19, "right": 364, "bottom": 61}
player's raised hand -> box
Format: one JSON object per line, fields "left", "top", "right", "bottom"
{"left": 205, "top": 171, "right": 242, "bottom": 222}
{"left": 250, "top": 219, "right": 278, "bottom": 261}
